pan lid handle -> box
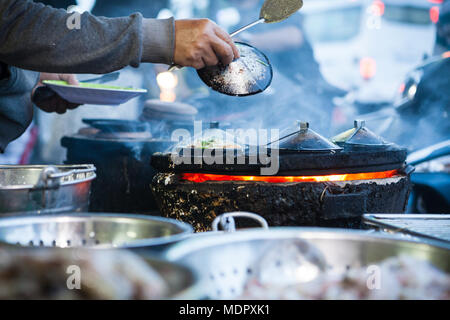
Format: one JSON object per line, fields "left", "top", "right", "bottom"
{"left": 212, "top": 212, "right": 269, "bottom": 232}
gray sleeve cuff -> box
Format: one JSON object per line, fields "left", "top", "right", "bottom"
{"left": 142, "top": 17, "right": 175, "bottom": 65}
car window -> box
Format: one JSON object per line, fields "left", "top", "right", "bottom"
{"left": 303, "top": 6, "right": 362, "bottom": 43}
{"left": 383, "top": 5, "right": 432, "bottom": 25}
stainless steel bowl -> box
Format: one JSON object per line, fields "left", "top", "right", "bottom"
{"left": 165, "top": 227, "right": 450, "bottom": 299}
{"left": 0, "top": 165, "right": 96, "bottom": 214}
{"left": 0, "top": 213, "right": 193, "bottom": 250}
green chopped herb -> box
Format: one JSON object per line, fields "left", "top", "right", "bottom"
{"left": 43, "top": 80, "right": 145, "bottom": 91}
{"left": 256, "top": 59, "right": 269, "bottom": 67}
{"left": 201, "top": 138, "right": 216, "bottom": 149}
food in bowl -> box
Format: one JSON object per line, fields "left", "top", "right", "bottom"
{"left": 0, "top": 248, "right": 168, "bottom": 299}
{"left": 242, "top": 255, "right": 450, "bottom": 300}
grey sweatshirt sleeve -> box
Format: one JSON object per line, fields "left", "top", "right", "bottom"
{"left": 0, "top": 65, "right": 39, "bottom": 153}
{"left": 0, "top": 0, "right": 175, "bottom": 74}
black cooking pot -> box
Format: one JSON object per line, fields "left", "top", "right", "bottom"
{"left": 82, "top": 119, "right": 150, "bottom": 133}
{"left": 61, "top": 125, "right": 173, "bottom": 213}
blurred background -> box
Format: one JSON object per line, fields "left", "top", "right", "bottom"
{"left": 1, "top": 0, "right": 448, "bottom": 164}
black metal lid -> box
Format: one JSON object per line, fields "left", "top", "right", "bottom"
{"left": 150, "top": 121, "right": 408, "bottom": 175}
{"left": 332, "top": 120, "right": 392, "bottom": 148}
{"left": 268, "top": 121, "right": 342, "bottom": 153}
{"left": 197, "top": 42, "right": 273, "bottom": 97}
{"left": 209, "top": 121, "right": 220, "bottom": 129}
{"left": 82, "top": 119, "right": 150, "bottom": 133}
{"left": 151, "top": 146, "right": 408, "bottom": 176}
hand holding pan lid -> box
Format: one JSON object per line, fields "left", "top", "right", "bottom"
{"left": 169, "top": 0, "right": 303, "bottom": 70}
{"left": 168, "top": 0, "right": 303, "bottom": 96}
{"left": 332, "top": 120, "right": 392, "bottom": 148}
{"left": 268, "top": 121, "right": 342, "bottom": 153}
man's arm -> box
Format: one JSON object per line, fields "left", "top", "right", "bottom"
{"left": 0, "top": 65, "right": 38, "bottom": 153}
{"left": 0, "top": 0, "right": 174, "bottom": 73}
{"left": 0, "top": 1, "right": 239, "bottom": 73}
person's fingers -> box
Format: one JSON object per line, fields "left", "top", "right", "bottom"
{"left": 60, "top": 74, "right": 79, "bottom": 85}
{"left": 38, "top": 96, "right": 60, "bottom": 113}
{"left": 192, "top": 60, "right": 206, "bottom": 70}
{"left": 55, "top": 102, "right": 68, "bottom": 114}
{"left": 57, "top": 98, "right": 80, "bottom": 113}
{"left": 36, "top": 104, "right": 51, "bottom": 113}
{"left": 214, "top": 27, "right": 240, "bottom": 60}
{"left": 173, "top": 19, "right": 240, "bottom": 69}
{"left": 201, "top": 45, "right": 220, "bottom": 67}
{"left": 210, "top": 36, "right": 235, "bottom": 66}
{"left": 66, "top": 102, "right": 80, "bottom": 110}
{"left": 37, "top": 94, "right": 81, "bottom": 114}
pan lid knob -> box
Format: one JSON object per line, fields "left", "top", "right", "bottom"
{"left": 354, "top": 120, "right": 366, "bottom": 129}
{"left": 297, "top": 121, "right": 309, "bottom": 131}
{"left": 209, "top": 121, "right": 219, "bottom": 129}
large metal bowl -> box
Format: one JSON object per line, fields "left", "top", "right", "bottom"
{"left": 165, "top": 227, "right": 450, "bottom": 299}
{"left": 0, "top": 213, "right": 193, "bottom": 252}
{"left": 0, "top": 165, "right": 96, "bottom": 214}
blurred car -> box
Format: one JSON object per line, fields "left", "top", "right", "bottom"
{"left": 330, "top": 47, "right": 450, "bottom": 142}
{"left": 302, "top": 0, "right": 437, "bottom": 109}
{"left": 335, "top": 51, "right": 450, "bottom": 213}
{"left": 407, "top": 140, "right": 450, "bottom": 213}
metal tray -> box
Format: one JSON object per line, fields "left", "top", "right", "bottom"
{"left": 363, "top": 214, "right": 450, "bottom": 243}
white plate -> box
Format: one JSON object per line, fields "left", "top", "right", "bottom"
{"left": 43, "top": 80, "right": 147, "bottom": 106}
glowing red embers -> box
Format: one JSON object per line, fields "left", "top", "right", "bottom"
{"left": 181, "top": 170, "right": 398, "bottom": 183}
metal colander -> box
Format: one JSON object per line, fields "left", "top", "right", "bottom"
{"left": 0, "top": 213, "right": 193, "bottom": 249}
{"left": 165, "top": 214, "right": 450, "bottom": 299}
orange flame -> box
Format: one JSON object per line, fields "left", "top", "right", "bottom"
{"left": 181, "top": 170, "right": 398, "bottom": 183}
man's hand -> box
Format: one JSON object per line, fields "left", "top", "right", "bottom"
{"left": 32, "top": 73, "right": 81, "bottom": 114}
{"left": 173, "top": 19, "right": 240, "bottom": 70}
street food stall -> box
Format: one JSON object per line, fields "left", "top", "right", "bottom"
{"left": 0, "top": 0, "right": 448, "bottom": 303}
